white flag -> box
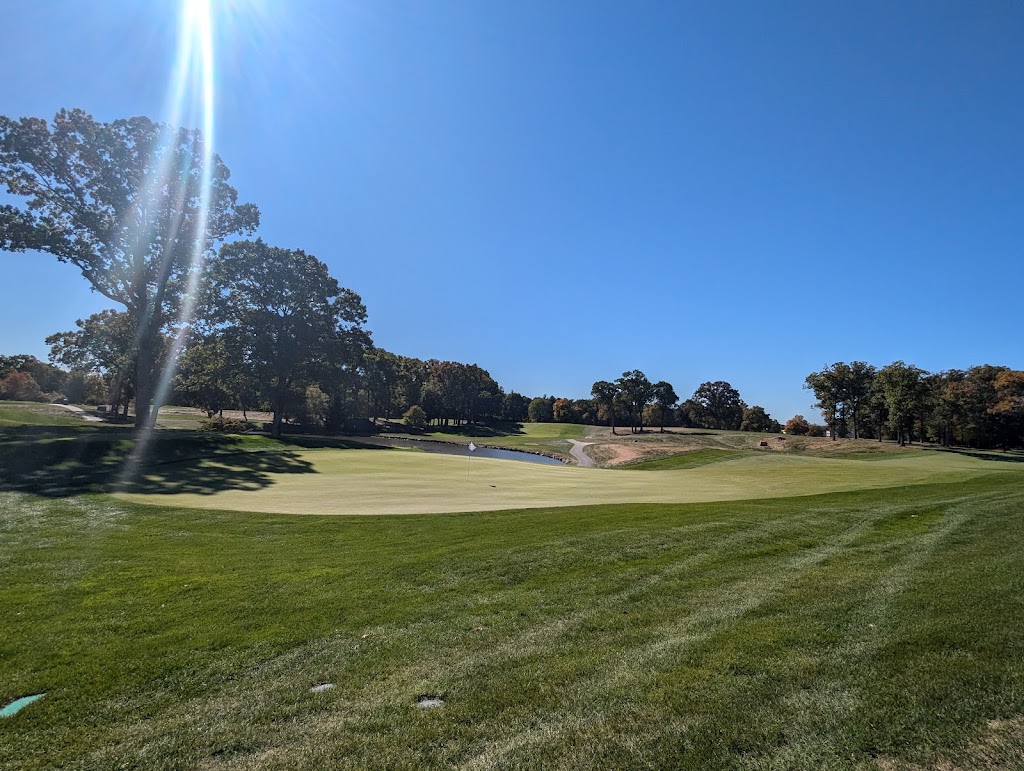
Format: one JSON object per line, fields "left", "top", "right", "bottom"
{"left": 468, "top": 442, "right": 477, "bottom": 452}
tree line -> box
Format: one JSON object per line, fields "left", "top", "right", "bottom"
{"left": 2, "top": 110, "right": 1021, "bottom": 449}
{"left": 803, "top": 361, "right": 1024, "bottom": 449}
{"left": 590, "top": 373, "right": 781, "bottom": 434}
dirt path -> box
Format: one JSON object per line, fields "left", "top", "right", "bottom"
{"left": 567, "top": 439, "right": 594, "bottom": 467}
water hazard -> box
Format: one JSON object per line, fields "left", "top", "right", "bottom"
{"left": 358, "top": 436, "right": 565, "bottom": 465}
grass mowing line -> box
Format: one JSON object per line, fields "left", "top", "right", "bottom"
{"left": 196, "top": 505, "right": 895, "bottom": 769}
{"left": 458, "top": 515, "right": 881, "bottom": 770}
{"left": 740, "top": 496, "right": 974, "bottom": 769}
{"left": 467, "top": 486, "right": 1015, "bottom": 770}
{"left": 5, "top": 476, "right": 1024, "bottom": 769}
{"left": 304, "top": 514, "right": 828, "bottom": 710}
{"left": 87, "top": 507, "right": 853, "bottom": 771}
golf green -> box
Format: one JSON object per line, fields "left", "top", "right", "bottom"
{"left": 114, "top": 445, "right": 1006, "bottom": 515}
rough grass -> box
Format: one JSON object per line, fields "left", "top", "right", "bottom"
{"left": 620, "top": 448, "right": 741, "bottom": 470}
{"left": 575, "top": 426, "right": 928, "bottom": 467}
{"left": 2, "top": 474, "right": 1024, "bottom": 769}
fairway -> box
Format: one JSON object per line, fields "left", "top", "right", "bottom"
{"left": 115, "top": 444, "right": 1011, "bottom": 515}
{"left": 4, "top": 473, "right": 1024, "bottom": 769}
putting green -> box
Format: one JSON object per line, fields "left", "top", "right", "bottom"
{"left": 114, "top": 446, "right": 1008, "bottom": 516}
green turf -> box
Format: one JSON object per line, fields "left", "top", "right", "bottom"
{"left": 0, "top": 401, "right": 93, "bottom": 427}
{"left": 621, "top": 448, "right": 741, "bottom": 470}
{"left": 113, "top": 443, "right": 1008, "bottom": 515}
{"left": 2, "top": 474, "right": 1024, "bottom": 769}
{"left": 4, "top": 422, "right": 1024, "bottom": 767}
{"left": 386, "top": 421, "right": 586, "bottom": 457}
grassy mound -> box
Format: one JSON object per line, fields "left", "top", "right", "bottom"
{"left": 620, "top": 448, "right": 741, "bottom": 470}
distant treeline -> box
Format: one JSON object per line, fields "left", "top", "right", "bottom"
{"left": 803, "top": 361, "right": 1024, "bottom": 449}
{"left": 3, "top": 349, "right": 1022, "bottom": 450}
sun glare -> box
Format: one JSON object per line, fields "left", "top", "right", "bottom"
{"left": 122, "top": 0, "right": 219, "bottom": 470}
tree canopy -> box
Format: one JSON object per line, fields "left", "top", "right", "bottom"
{"left": 0, "top": 108, "right": 259, "bottom": 426}
{"left": 689, "top": 381, "right": 745, "bottom": 430}
{"left": 202, "top": 239, "right": 368, "bottom": 436}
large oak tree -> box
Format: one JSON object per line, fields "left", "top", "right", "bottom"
{"left": 0, "top": 109, "right": 259, "bottom": 427}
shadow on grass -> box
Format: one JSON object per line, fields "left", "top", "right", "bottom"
{"left": 0, "top": 425, "right": 352, "bottom": 497}
{"left": 928, "top": 446, "right": 1024, "bottom": 464}
{"left": 385, "top": 421, "right": 528, "bottom": 439}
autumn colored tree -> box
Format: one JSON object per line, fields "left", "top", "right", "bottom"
{"left": 783, "top": 415, "right": 810, "bottom": 435}
{"left": 991, "top": 370, "right": 1024, "bottom": 449}
{"left": 552, "top": 398, "right": 578, "bottom": 423}
{"left": 0, "top": 371, "right": 43, "bottom": 401}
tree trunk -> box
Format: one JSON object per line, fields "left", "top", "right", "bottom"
{"left": 133, "top": 344, "right": 155, "bottom": 429}
{"left": 108, "top": 371, "right": 124, "bottom": 414}
{"left": 272, "top": 408, "right": 283, "bottom": 438}
{"left": 610, "top": 403, "right": 616, "bottom": 435}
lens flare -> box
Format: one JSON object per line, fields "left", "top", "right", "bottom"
{"left": 149, "top": 0, "right": 216, "bottom": 416}
{"left": 121, "top": 0, "right": 218, "bottom": 477}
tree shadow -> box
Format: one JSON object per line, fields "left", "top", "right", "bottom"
{"left": 928, "top": 447, "right": 1024, "bottom": 464}
{"left": 112, "top": 448, "right": 317, "bottom": 496}
{"left": 0, "top": 426, "right": 323, "bottom": 497}
{"left": 274, "top": 435, "right": 395, "bottom": 451}
{"left": 385, "top": 421, "right": 528, "bottom": 438}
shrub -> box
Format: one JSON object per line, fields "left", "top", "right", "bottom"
{"left": 198, "top": 416, "right": 252, "bottom": 433}
{"left": 403, "top": 404, "right": 428, "bottom": 430}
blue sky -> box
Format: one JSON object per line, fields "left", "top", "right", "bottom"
{"left": 2, "top": 0, "right": 1022, "bottom": 422}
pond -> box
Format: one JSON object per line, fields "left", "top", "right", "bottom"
{"left": 358, "top": 436, "right": 565, "bottom": 465}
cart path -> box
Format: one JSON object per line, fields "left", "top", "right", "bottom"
{"left": 55, "top": 404, "right": 104, "bottom": 422}
{"left": 567, "top": 439, "right": 595, "bottom": 467}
